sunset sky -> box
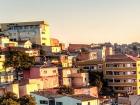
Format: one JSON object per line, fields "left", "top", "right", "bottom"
{"left": 0, "top": 0, "right": 140, "bottom": 44}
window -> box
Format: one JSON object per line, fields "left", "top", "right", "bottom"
{"left": 132, "top": 71, "right": 136, "bottom": 74}
{"left": 42, "top": 38, "right": 46, "bottom": 40}
{"left": 40, "top": 100, "right": 48, "bottom": 104}
{"left": 114, "top": 72, "right": 119, "bottom": 75}
{"left": 88, "top": 102, "right": 90, "bottom": 105}
{"left": 42, "top": 43, "right": 45, "bottom": 45}
{"left": 56, "top": 102, "right": 63, "bottom": 105}
{"left": 98, "top": 65, "right": 102, "bottom": 69}
{"left": 114, "top": 79, "right": 120, "bottom": 82}
{"left": 42, "top": 32, "right": 45, "bottom": 34}
{"left": 132, "top": 63, "right": 136, "bottom": 67}
{"left": 53, "top": 70, "right": 56, "bottom": 73}
{"left": 106, "top": 71, "right": 112, "bottom": 75}
{"left": 133, "top": 87, "right": 137, "bottom": 90}
{"left": 77, "top": 103, "right": 82, "bottom": 105}
{"left": 108, "top": 79, "right": 113, "bottom": 82}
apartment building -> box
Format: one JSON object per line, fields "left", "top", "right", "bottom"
{"left": 0, "top": 21, "right": 51, "bottom": 46}
{"left": 104, "top": 54, "right": 140, "bottom": 95}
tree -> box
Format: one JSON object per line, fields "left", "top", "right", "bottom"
{"left": 4, "top": 49, "right": 35, "bottom": 80}
{"left": 88, "top": 71, "right": 103, "bottom": 93}
{"left": 0, "top": 92, "right": 19, "bottom": 105}
{"left": 19, "top": 95, "right": 36, "bottom": 105}
{"left": 57, "top": 85, "right": 74, "bottom": 95}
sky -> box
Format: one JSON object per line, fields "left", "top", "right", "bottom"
{"left": 0, "top": 0, "right": 140, "bottom": 44}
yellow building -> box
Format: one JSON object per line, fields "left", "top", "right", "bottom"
{"left": 19, "top": 83, "right": 38, "bottom": 97}
{"left": 1, "top": 21, "right": 51, "bottom": 46}
{"left": 104, "top": 54, "right": 140, "bottom": 95}
{"left": 51, "top": 46, "right": 61, "bottom": 53}
{"left": 0, "top": 36, "right": 18, "bottom": 48}
{"left": 0, "top": 54, "right": 5, "bottom": 72}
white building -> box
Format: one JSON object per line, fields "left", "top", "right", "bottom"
{"left": 31, "top": 91, "right": 100, "bottom": 105}
{"left": 0, "top": 21, "right": 51, "bottom": 46}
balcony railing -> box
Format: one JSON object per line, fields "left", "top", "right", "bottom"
{"left": 108, "top": 82, "right": 137, "bottom": 86}
{"left": 105, "top": 67, "right": 136, "bottom": 71}
{"left": 104, "top": 74, "right": 136, "bottom": 79}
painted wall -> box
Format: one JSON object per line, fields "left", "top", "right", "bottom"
{"left": 55, "top": 96, "right": 81, "bottom": 105}
{"left": 31, "top": 93, "right": 49, "bottom": 105}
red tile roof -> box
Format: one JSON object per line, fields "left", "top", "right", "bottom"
{"left": 105, "top": 54, "right": 138, "bottom": 62}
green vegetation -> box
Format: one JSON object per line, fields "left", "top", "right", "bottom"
{"left": 4, "top": 49, "right": 35, "bottom": 80}
{"left": 57, "top": 85, "right": 74, "bottom": 95}
{"left": 88, "top": 71, "right": 103, "bottom": 92}
{"left": 88, "top": 71, "right": 114, "bottom": 96}
{"left": 0, "top": 92, "right": 36, "bottom": 105}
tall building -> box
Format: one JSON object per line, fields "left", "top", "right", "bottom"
{"left": 104, "top": 54, "right": 140, "bottom": 95}
{"left": 0, "top": 21, "right": 51, "bottom": 46}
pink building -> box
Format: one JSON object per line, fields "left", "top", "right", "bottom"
{"left": 70, "top": 73, "right": 89, "bottom": 88}
{"left": 74, "top": 86, "right": 98, "bottom": 98}
{"left": 62, "top": 68, "right": 89, "bottom": 88}
{"left": 29, "top": 65, "right": 60, "bottom": 89}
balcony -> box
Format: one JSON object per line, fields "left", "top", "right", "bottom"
{"left": 105, "top": 67, "right": 136, "bottom": 71}
{"left": 108, "top": 82, "right": 137, "bottom": 86}
{"left": 104, "top": 74, "right": 136, "bottom": 79}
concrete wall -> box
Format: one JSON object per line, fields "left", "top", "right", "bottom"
{"left": 31, "top": 93, "right": 49, "bottom": 105}
{"left": 55, "top": 96, "right": 81, "bottom": 105}
{"left": 129, "top": 95, "right": 140, "bottom": 105}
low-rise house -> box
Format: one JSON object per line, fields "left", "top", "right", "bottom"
{"left": 0, "top": 83, "right": 19, "bottom": 97}
{"left": 62, "top": 68, "right": 78, "bottom": 87}
{"left": 70, "top": 73, "right": 89, "bottom": 88}
{"left": 60, "top": 55, "right": 74, "bottom": 68}
{"left": 62, "top": 68, "right": 89, "bottom": 88}
{"left": 30, "top": 66, "right": 59, "bottom": 89}
{"left": 77, "top": 51, "right": 98, "bottom": 61}
{"left": 77, "top": 59, "right": 104, "bottom": 72}
{"left": 0, "top": 67, "right": 15, "bottom": 85}
{"left": 9, "top": 47, "right": 40, "bottom": 57}
{"left": 25, "top": 49, "right": 39, "bottom": 57}
{"left": 74, "top": 86, "right": 98, "bottom": 98}
{"left": 0, "top": 54, "right": 5, "bottom": 72}
{"left": 0, "top": 36, "right": 18, "bottom": 49}
{"left": 19, "top": 83, "right": 38, "bottom": 97}
{"left": 68, "top": 44, "right": 90, "bottom": 53}
{"left": 31, "top": 91, "right": 100, "bottom": 105}
{"left": 51, "top": 46, "right": 61, "bottom": 53}
{"left": 18, "top": 40, "right": 32, "bottom": 48}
